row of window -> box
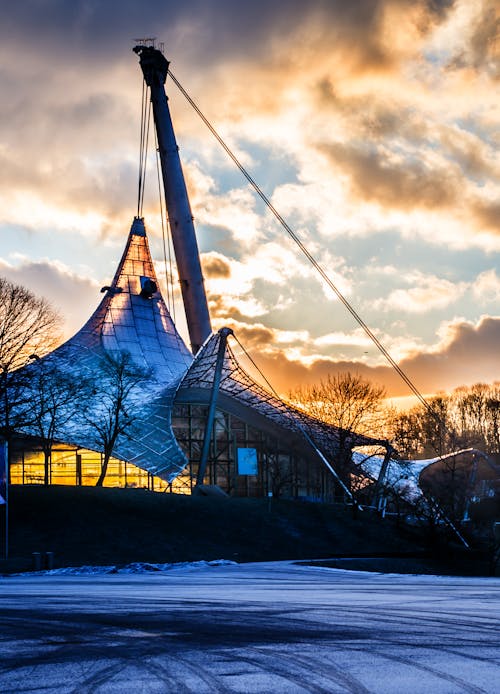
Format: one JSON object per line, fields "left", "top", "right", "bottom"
{"left": 8, "top": 404, "right": 337, "bottom": 501}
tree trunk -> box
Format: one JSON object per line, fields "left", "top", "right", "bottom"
{"left": 44, "top": 449, "right": 51, "bottom": 485}
{"left": 96, "top": 451, "right": 111, "bottom": 487}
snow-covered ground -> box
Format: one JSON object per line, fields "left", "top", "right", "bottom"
{"left": 1, "top": 560, "right": 499, "bottom": 693}
{"left": 15, "top": 559, "right": 238, "bottom": 576}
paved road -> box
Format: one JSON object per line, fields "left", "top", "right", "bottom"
{"left": 0, "top": 561, "right": 499, "bottom": 693}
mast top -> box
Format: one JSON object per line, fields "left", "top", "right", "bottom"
{"left": 133, "top": 44, "right": 169, "bottom": 87}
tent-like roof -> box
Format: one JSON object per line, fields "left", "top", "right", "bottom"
{"left": 176, "top": 329, "right": 388, "bottom": 461}
{"left": 14, "top": 217, "right": 193, "bottom": 479}
{"left": 11, "top": 218, "right": 389, "bottom": 484}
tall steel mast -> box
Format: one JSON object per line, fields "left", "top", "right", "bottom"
{"left": 133, "top": 44, "right": 212, "bottom": 354}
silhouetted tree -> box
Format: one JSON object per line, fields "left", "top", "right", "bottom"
{"left": 290, "top": 373, "right": 386, "bottom": 486}
{"left": 85, "top": 351, "right": 151, "bottom": 487}
{"left": 27, "top": 359, "right": 89, "bottom": 485}
{"left": 0, "top": 277, "right": 61, "bottom": 451}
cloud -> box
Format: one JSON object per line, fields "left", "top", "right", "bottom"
{"left": 472, "top": 199, "right": 500, "bottom": 234}
{"left": 0, "top": 0, "right": 456, "bottom": 82}
{"left": 318, "top": 141, "right": 460, "bottom": 211}
{"left": 229, "top": 315, "right": 500, "bottom": 399}
{"left": 439, "top": 124, "right": 500, "bottom": 181}
{"left": 0, "top": 258, "right": 100, "bottom": 338}
{"left": 0, "top": 0, "right": 498, "bottom": 407}
{"left": 201, "top": 251, "right": 231, "bottom": 278}
{"left": 473, "top": 269, "right": 500, "bottom": 302}
{"left": 447, "top": 0, "right": 499, "bottom": 78}
{"left": 374, "top": 273, "right": 466, "bottom": 313}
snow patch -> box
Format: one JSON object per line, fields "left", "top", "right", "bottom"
{"left": 11, "top": 559, "right": 238, "bottom": 577}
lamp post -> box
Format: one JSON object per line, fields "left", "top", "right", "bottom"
{"left": 1, "top": 365, "right": 9, "bottom": 561}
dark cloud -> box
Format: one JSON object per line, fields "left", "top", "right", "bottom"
{"left": 0, "top": 0, "right": 462, "bottom": 229}
{"left": 0, "top": 0, "right": 456, "bottom": 72}
{"left": 448, "top": 0, "right": 499, "bottom": 78}
{"left": 201, "top": 252, "right": 231, "bottom": 278}
{"left": 222, "top": 321, "right": 275, "bottom": 348}
{"left": 318, "top": 141, "right": 459, "bottom": 210}
{"left": 472, "top": 200, "right": 500, "bottom": 234}
{"left": 0, "top": 260, "right": 100, "bottom": 337}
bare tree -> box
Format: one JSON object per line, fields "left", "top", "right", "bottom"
{"left": 486, "top": 394, "right": 500, "bottom": 454}
{"left": 85, "top": 351, "right": 151, "bottom": 487}
{"left": 0, "top": 278, "right": 61, "bottom": 445}
{"left": 290, "top": 373, "right": 386, "bottom": 485}
{"left": 389, "top": 383, "right": 500, "bottom": 460}
{"left": 265, "top": 453, "right": 296, "bottom": 498}
{"left": 0, "top": 277, "right": 61, "bottom": 373}
{"left": 390, "top": 410, "right": 424, "bottom": 459}
{"left": 27, "top": 359, "right": 90, "bottom": 485}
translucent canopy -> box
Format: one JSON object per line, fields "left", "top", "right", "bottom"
{"left": 14, "top": 218, "right": 193, "bottom": 479}
{"left": 176, "top": 329, "right": 387, "bottom": 463}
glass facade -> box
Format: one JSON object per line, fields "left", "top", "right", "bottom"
{"left": 170, "top": 403, "right": 337, "bottom": 500}
{"left": 9, "top": 438, "right": 174, "bottom": 492}
{"left": 8, "top": 400, "right": 339, "bottom": 502}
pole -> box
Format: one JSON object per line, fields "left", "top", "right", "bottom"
{"left": 196, "top": 328, "right": 233, "bottom": 486}
{"left": 4, "top": 441, "right": 7, "bottom": 561}
{"left": 0, "top": 440, "right": 8, "bottom": 561}
{"left": 373, "top": 445, "right": 394, "bottom": 512}
{"left": 1, "top": 367, "right": 8, "bottom": 560}
{"left": 133, "top": 45, "right": 212, "bottom": 354}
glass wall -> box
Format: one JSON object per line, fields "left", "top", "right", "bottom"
{"left": 9, "top": 439, "right": 174, "bottom": 492}
{"left": 8, "top": 404, "right": 338, "bottom": 501}
{"left": 171, "top": 403, "right": 335, "bottom": 500}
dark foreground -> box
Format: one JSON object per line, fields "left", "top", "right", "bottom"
{"left": 0, "top": 561, "right": 499, "bottom": 693}
{"left": 1, "top": 485, "right": 431, "bottom": 571}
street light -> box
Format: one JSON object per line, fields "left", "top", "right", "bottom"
{"left": 0, "top": 365, "right": 8, "bottom": 562}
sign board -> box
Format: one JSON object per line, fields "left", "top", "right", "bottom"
{"left": 237, "top": 447, "right": 258, "bottom": 476}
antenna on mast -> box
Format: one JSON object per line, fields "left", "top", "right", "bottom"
{"left": 133, "top": 37, "right": 157, "bottom": 48}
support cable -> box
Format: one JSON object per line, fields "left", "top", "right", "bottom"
{"left": 139, "top": 100, "right": 152, "bottom": 216}
{"left": 137, "top": 80, "right": 152, "bottom": 218}
{"left": 232, "top": 334, "right": 281, "bottom": 402}
{"left": 137, "top": 78, "right": 146, "bottom": 217}
{"left": 232, "top": 334, "right": 355, "bottom": 501}
{"left": 154, "top": 127, "right": 176, "bottom": 320}
{"left": 167, "top": 70, "right": 474, "bottom": 543}
{"left": 168, "top": 69, "right": 435, "bottom": 419}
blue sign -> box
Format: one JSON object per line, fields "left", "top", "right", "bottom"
{"left": 0, "top": 441, "right": 7, "bottom": 505}
{"left": 237, "top": 448, "right": 258, "bottom": 476}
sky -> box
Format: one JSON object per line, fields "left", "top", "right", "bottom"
{"left": 0, "top": 0, "right": 498, "bottom": 402}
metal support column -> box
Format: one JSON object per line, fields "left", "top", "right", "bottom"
{"left": 373, "top": 444, "right": 394, "bottom": 512}
{"left": 196, "top": 328, "right": 233, "bottom": 486}
{"left": 134, "top": 45, "right": 212, "bottom": 354}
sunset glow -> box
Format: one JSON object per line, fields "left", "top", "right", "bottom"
{"left": 0, "top": 0, "right": 498, "bottom": 399}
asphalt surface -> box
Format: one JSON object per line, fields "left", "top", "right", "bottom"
{"left": 0, "top": 561, "right": 499, "bottom": 693}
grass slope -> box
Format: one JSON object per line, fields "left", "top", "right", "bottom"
{"left": 0, "top": 485, "right": 427, "bottom": 572}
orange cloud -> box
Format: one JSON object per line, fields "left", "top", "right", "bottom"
{"left": 232, "top": 315, "right": 500, "bottom": 399}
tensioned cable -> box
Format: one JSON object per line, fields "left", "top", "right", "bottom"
{"left": 164, "top": 77, "right": 472, "bottom": 544}
{"left": 232, "top": 333, "right": 355, "bottom": 501}
{"left": 137, "top": 79, "right": 147, "bottom": 216}
{"left": 234, "top": 303, "right": 468, "bottom": 541}
{"left": 137, "top": 80, "right": 153, "bottom": 217}
{"left": 140, "top": 100, "right": 152, "bottom": 216}
{"left": 168, "top": 69, "right": 436, "bottom": 419}
{"left": 154, "top": 127, "right": 176, "bottom": 320}
{"left": 232, "top": 334, "right": 281, "bottom": 401}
